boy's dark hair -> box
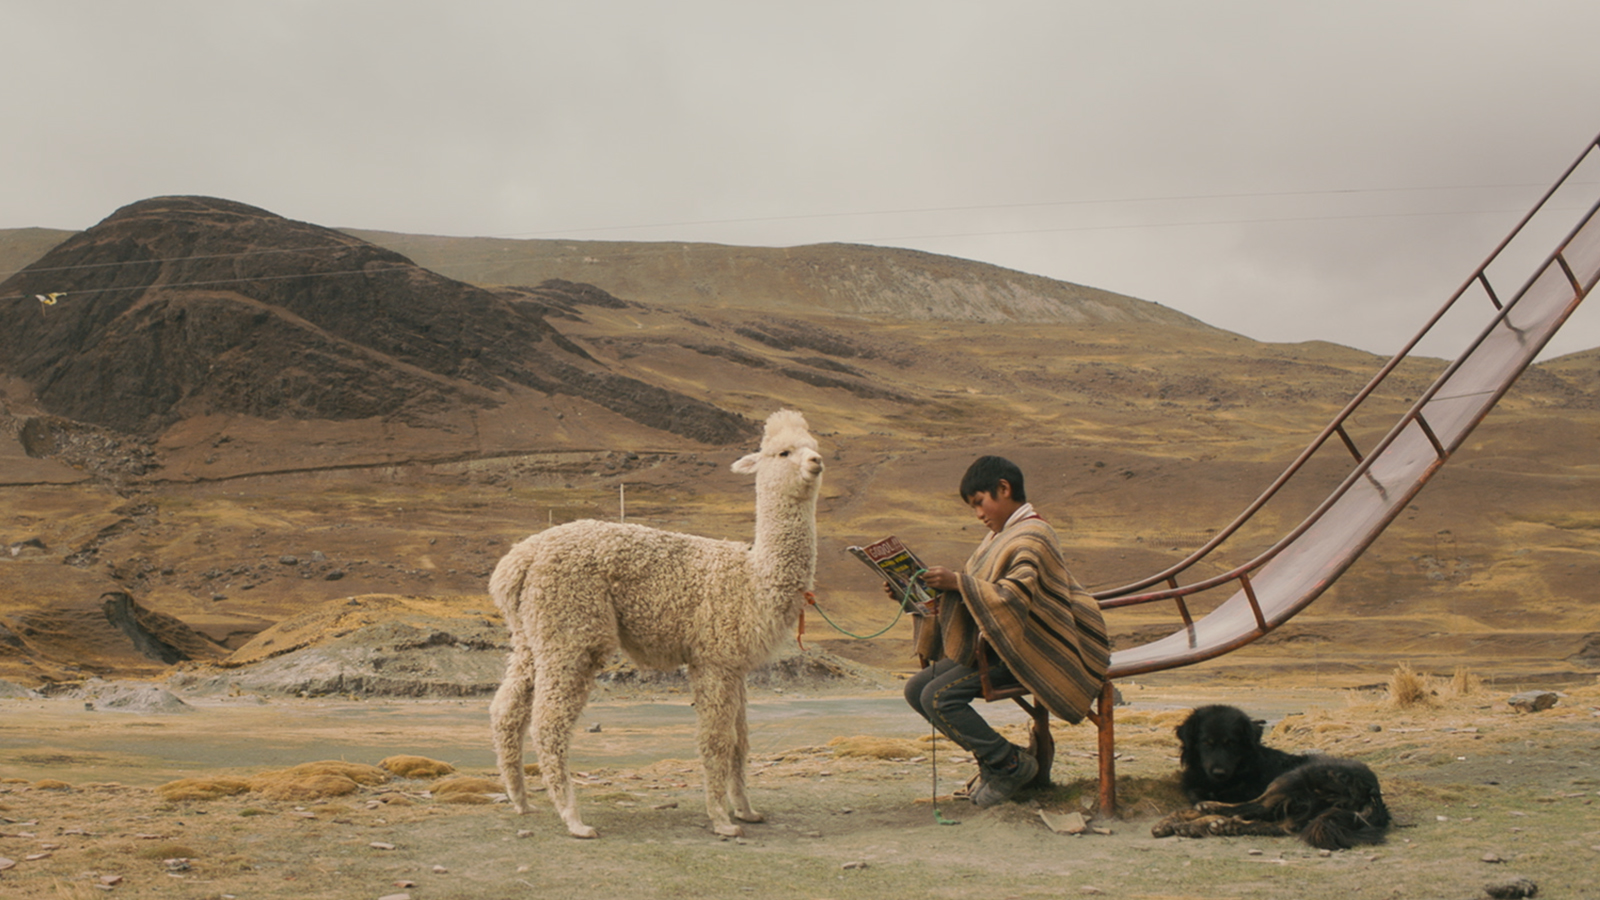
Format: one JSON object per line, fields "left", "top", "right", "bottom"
{"left": 960, "top": 455, "right": 1027, "bottom": 503}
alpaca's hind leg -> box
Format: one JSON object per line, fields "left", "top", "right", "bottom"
{"left": 490, "top": 644, "right": 537, "bottom": 814}
{"left": 533, "top": 651, "right": 601, "bottom": 838}
{"left": 690, "top": 667, "right": 753, "bottom": 837}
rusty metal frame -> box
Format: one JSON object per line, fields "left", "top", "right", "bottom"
{"left": 1086, "top": 131, "right": 1600, "bottom": 817}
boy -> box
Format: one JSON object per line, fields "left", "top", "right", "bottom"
{"left": 902, "top": 456, "right": 1110, "bottom": 807}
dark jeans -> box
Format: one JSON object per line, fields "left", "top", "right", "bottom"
{"left": 904, "top": 657, "right": 1019, "bottom": 770}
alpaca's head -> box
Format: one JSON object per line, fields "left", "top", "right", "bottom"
{"left": 731, "top": 409, "right": 823, "bottom": 500}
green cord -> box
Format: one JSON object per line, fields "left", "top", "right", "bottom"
{"left": 809, "top": 569, "right": 959, "bottom": 825}
{"left": 807, "top": 568, "right": 924, "bottom": 640}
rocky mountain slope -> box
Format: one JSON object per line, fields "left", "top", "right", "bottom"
{"left": 340, "top": 230, "right": 1208, "bottom": 328}
{"left": 0, "top": 197, "right": 750, "bottom": 444}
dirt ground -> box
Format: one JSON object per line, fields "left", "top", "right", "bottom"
{"left": 3, "top": 676, "right": 1598, "bottom": 900}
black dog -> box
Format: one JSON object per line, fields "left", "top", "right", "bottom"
{"left": 1154, "top": 705, "right": 1390, "bottom": 850}
{"left": 1175, "top": 704, "right": 1309, "bottom": 803}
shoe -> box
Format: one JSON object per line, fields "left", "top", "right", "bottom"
{"left": 970, "top": 749, "right": 1038, "bottom": 809}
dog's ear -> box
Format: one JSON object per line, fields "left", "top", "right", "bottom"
{"left": 1252, "top": 718, "right": 1267, "bottom": 741}
{"left": 1175, "top": 712, "right": 1200, "bottom": 749}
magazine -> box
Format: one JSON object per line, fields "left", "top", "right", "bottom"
{"left": 846, "top": 535, "right": 938, "bottom": 616}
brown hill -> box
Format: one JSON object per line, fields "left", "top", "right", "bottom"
{"left": 0, "top": 204, "right": 1596, "bottom": 691}
{"left": 0, "top": 197, "right": 751, "bottom": 444}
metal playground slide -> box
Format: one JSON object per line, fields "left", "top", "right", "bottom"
{"left": 1081, "top": 131, "right": 1600, "bottom": 813}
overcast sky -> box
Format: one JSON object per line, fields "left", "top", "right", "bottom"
{"left": 6, "top": 1, "right": 1600, "bottom": 359}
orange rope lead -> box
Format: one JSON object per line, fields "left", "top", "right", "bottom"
{"left": 797, "top": 591, "right": 817, "bottom": 650}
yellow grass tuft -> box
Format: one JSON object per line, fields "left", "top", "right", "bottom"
{"left": 432, "top": 776, "right": 501, "bottom": 795}
{"left": 1386, "top": 662, "right": 1436, "bottom": 709}
{"left": 380, "top": 754, "right": 456, "bottom": 779}
{"left": 827, "top": 735, "right": 924, "bottom": 759}
{"left": 273, "top": 760, "right": 390, "bottom": 786}
{"left": 32, "top": 779, "right": 72, "bottom": 791}
{"left": 156, "top": 777, "right": 252, "bottom": 802}
{"left": 438, "top": 791, "right": 492, "bottom": 805}
{"left": 1445, "top": 666, "right": 1481, "bottom": 698}
{"left": 248, "top": 773, "right": 361, "bottom": 801}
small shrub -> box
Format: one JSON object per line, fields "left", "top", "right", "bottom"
{"left": 1386, "top": 662, "right": 1436, "bottom": 709}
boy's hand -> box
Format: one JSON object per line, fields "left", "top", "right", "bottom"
{"left": 921, "top": 566, "right": 960, "bottom": 592}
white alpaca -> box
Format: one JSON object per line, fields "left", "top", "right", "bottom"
{"left": 488, "top": 409, "right": 823, "bottom": 838}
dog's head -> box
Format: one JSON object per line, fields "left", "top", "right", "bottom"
{"left": 1175, "top": 704, "right": 1266, "bottom": 785}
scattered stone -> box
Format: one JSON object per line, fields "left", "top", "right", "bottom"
{"left": 165, "top": 858, "right": 192, "bottom": 871}
{"left": 587, "top": 723, "right": 602, "bottom": 733}
{"left": 370, "top": 841, "right": 397, "bottom": 850}
{"left": 431, "top": 865, "right": 448, "bottom": 874}
{"left": 1482, "top": 852, "right": 1504, "bottom": 863}
{"left": 1507, "top": 691, "right": 1558, "bottom": 713}
{"left": 279, "top": 555, "right": 299, "bottom": 566}
{"left": 842, "top": 861, "right": 868, "bottom": 870}
{"left": 1247, "top": 848, "right": 1264, "bottom": 856}
{"left": 0, "top": 857, "right": 13, "bottom": 870}
{"left": 1485, "top": 877, "right": 1538, "bottom": 899}
{"left": 90, "top": 684, "right": 192, "bottom": 714}
{"left": 1040, "top": 810, "right": 1088, "bottom": 835}
{"left": 378, "top": 894, "right": 412, "bottom": 900}
{"left": 652, "top": 801, "right": 679, "bottom": 810}
{"left": 394, "top": 881, "right": 416, "bottom": 888}
{"left": 99, "top": 874, "right": 123, "bottom": 886}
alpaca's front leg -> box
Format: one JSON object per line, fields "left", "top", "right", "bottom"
{"left": 691, "top": 667, "right": 750, "bottom": 837}
{"left": 726, "top": 677, "right": 763, "bottom": 825}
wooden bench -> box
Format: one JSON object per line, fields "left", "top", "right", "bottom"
{"left": 977, "top": 643, "right": 1118, "bottom": 809}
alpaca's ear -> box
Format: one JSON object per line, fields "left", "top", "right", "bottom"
{"left": 731, "top": 452, "right": 761, "bottom": 474}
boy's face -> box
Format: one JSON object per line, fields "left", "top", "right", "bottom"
{"left": 966, "top": 480, "right": 1021, "bottom": 534}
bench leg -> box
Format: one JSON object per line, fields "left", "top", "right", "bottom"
{"left": 1096, "top": 680, "right": 1116, "bottom": 817}
{"left": 1016, "top": 697, "right": 1053, "bottom": 788}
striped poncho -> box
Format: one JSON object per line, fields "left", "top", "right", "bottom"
{"left": 914, "top": 511, "right": 1110, "bottom": 723}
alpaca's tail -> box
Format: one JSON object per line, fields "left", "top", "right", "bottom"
{"left": 489, "top": 537, "right": 537, "bottom": 636}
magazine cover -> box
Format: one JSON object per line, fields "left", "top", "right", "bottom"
{"left": 846, "top": 535, "right": 937, "bottom": 616}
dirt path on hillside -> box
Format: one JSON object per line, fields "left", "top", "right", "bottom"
{"left": 2, "top": 681, "right": 1598, "bottom": 900}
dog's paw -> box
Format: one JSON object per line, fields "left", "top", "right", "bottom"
{"left": 713, "top": 822, "right": 746, "bottom": 838}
